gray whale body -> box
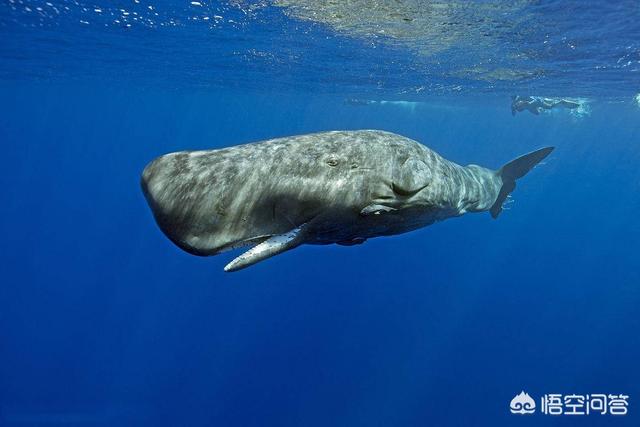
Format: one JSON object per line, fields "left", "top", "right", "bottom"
{"left": 141, "top": 130, "right": 553, "bottom": 272}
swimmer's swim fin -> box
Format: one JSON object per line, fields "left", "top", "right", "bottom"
{"left": 490, "top": 147, "right": 554, "bottom": 219}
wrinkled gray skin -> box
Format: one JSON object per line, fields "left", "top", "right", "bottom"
{"left": 141, "top": 130, "right": 546, "bottom": 271}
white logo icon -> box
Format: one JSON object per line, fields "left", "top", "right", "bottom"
{"left": 510, "top": 391, "right": 536, "bottom": 414}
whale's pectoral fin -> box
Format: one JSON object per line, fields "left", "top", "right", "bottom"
{"left": 360, "top": 204, "right": 397, "bottom": 216}
{"left": 224, "top": 226, "right": 306, "bottom": 272}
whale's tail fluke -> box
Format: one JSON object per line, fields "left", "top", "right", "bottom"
{"left": 490, "top": 147, "right": 554, "bottom": 219}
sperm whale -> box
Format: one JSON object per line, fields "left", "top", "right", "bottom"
{"left": 141, "top": 130, "right": 553, "bottom": 271}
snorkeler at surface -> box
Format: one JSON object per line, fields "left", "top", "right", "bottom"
{"left": 511, "top": 95, "right": 582, "bottom": 116}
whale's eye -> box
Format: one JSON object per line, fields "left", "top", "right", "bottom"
{"left": 326, "top": 157, "right": 339, "bottom": 167}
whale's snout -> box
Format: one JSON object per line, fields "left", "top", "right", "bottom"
{"left": 140, "top": 160, "right": 155, "bottom": 192}
{"left": 140, "top": 152, "right": 227, "bottom": 257}
{"left": 140, "top": 154, "right": 181, "bottom": 230}
{"left": 140, "top": 153, "right": 180, "bottom": 207}
{"left": 140, "top": 156, "right": 165, "bottom": 199}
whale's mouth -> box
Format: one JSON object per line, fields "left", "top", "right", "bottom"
{"left": 216, "top": 235, "right": 272, "bottom": 254}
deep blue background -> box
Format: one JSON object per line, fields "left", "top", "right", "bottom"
{"left": 1, "top": 82, "right": 639, "bottom": 426}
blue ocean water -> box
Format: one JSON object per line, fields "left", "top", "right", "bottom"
{"left": 1, "top": 1, "right": 640, "bottom": 426}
